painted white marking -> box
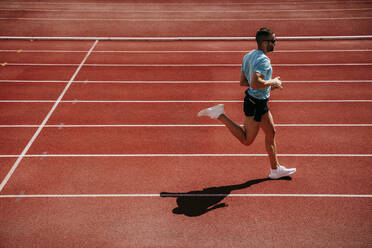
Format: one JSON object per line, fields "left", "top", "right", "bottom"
{"left": 0, "top": 79, "right": 372, "bottom": 84}
{"left": 0, "top": 35, "right": 371, "bottom": 41}
{"left": 1, "top": 49, "right": 371, "bottom": 53}
{"left": 2, "top": 1, "right": 371, "bottom": 6}
{"left": 4, "top": 63, "right": 372, "bottom": 67}
{"left": 0, "top": 40, "right": 99, "bottom": 192}
{"left": 0, "top": 100, "right": 56, "bottom": 102}
{"left": 54, "top": 99, "right": 372, "bottom": 103}
{"left": 0, "top": 80, "right": 68, "bottom": 83}
{"left": 0, "top": 154, "right": 371, "bottom": 158}
{"left": 1, "top": 7, "right": 372, "bottom": 13}
{"left": 1, "top": 100, "right": 371, "bottom": 103}
{"left": 1, "top": 17, "right": 372, "bottom": 21}
{"left": 71, "top": 80, "right": 372, "bottom": 84}
{"left": 2, "top": 80, "right": 371, "bottom": 84}
{"left": 0, "top": 193, "right": 370, "bottom": 198}
{"left": 0, "top": 124, "right": 371, "bottom": 128}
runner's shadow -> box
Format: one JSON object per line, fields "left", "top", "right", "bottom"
{"left": 160, "top": 176, "right": 291, "bottom": 217}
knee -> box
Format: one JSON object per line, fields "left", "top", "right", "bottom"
{"left": 241, "top": 137, "right": 255, "bottom": 146}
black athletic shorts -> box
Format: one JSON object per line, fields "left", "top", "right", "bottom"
{"left": 243, "top": 94, "right": 269, "bottom": 122}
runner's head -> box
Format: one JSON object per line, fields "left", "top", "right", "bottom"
{"left": 256, "top": 27, "right": 276, "bottom": 53}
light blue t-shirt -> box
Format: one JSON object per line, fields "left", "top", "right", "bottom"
{"left": 241, "top": 50, "right": 272, "bottom": 100}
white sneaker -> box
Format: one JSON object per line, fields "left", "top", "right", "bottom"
{"left": 197, "top": 104, "right": 224, "bottom": 119}
{"left": 269, "top": 165, "right": 296, "bottom": 179}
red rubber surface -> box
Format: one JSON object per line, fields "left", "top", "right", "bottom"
{"left": 0, "top": 1, "right": 371, "bottom": 247}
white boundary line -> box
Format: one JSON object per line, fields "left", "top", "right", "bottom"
{"left": 1, "top": 49, "right": 371, "bottom": 53}
{"left": 0, "top": 193, "right": 370, "bottom": 198}
{"left": 0, "top": 35, "right": 371, "bottom": 41}
{"left": 1, "top": 7, "right": 372, "bottom": 13}
{"left": 0, "top": 80, "right": 68, "bottom": 83}
{"left": 0, "top": 40, "right": 99, "bottom": 192}
{"left": 71, "top": 80, "right": 372, "bottom": 84}
{"left": 3, "top": 63, "right": 372, "bottom": 67}
{"left": 1, "top": 80, "right": 372, "bottom": 84}
{"left": 0, "top": 154, "right": 371, "bottom": 158}
{"left": 3, "top": 63, "right": 372, "bottom": 66}
{"left": 1, "top": 100, "right": 371, "bottom": 103}
{"left": 0, "top": 124, "right": 371, "bottom": 128}
{"left": 2, "top": 1, "right": 371, "bottom": 6}
{"left": 1, "top": 17, "right": 372, "bottom": 21}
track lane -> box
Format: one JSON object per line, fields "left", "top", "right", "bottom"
{"left": 0, "top": 40, "right": 94, "bottom": 50}
{"left": 0, "top": 51, "right": 86, "bottom": 64}
{"left": 0, "top": 197, "right": 370, "bottom": 247}
{"left": 0, "top": 102, "right": 53, "bottom": 124}
{"left": 64, "top": 82, "right": 372, "bottom": 101}
{"left": 85, "top": 51, "right": 372, "bottom": 64}
{"left": 1, "top": 49, "right": 372, "bottom": 64}
{"left": 25, "top": 126, "right": 372, "bottom": 155}
{"left": 94, "top": 40, "right": 372, "bottom": 51}
{"left": 1, "top": 8, "right": 372, "bottom": 19}
{"left": 0, "top": 127, "right": 37, "bottom": 155}
{"left": 0, "top": 65, "right": 77, "bottom": 81}
{"left": 76, "top": 65, "right": 372, "bottom": 81}
{"left": 0, "top": 82, "right": 66, "bottom": 100}
{"left": 44, "top": 102, "right": 372, "bottom": 125}
{"left": 0, "top": 158, "right": 16, "bottom": 185}
{"left": 1, "top": 0, "right": 372, "bottom": 11}
{"left": 1, "top": 19, "right": 371, "bottom": 37}
{"left": 1, "top": 40, "right": 371, "bottom": 51}
{"left": 1, "top": 156, "right": 371, "bottom": 195}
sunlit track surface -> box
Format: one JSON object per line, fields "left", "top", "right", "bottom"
{"left": 0, "top": 0, "right": 372, "bottom": 36}
{"left": 0, "top": 1, "right": 372, "bottom": 247}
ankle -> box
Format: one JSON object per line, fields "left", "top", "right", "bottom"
{"left": 217, "top": 113, "right": 225, "bottom": 121}
{"left": 271, "top": 164, "right": 280, "bottom": 170}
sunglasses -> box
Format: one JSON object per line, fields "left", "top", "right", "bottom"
{"left": 263, "top": 39, "right": 276, "bottom": 44}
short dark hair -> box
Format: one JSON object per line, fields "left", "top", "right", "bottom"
{"left": 256, "top": 28, "right": 274, "bottom": 45}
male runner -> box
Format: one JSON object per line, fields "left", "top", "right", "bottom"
{"left": 198, "top": 28, "right": 296, "bottom": 179}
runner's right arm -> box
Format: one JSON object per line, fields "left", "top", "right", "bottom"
{"left": 240, "top": 71, "right": 249, "bottom": 86}
{"left": 251, "top": 72, "right": 282, "bottom": 89}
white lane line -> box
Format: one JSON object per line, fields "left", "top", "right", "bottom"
{"left": 0, "top": 124, "right": 371, "bottom": 128}
{"left": 1, "top": 35, "right": 372, "bottom": 41}
{"left": 1, "top": 100, "right": 372, "bottom": 103}
{"left": 72, "top": 80, "right": 372, "bottom": 84}
{"left": 0, "top": 154, "right": 371, "bottom": 158}
{"left": 1, "top": 49, "right": 372, "bottom": 53}
{"left": 1, "top": 7, "right": 372, "bottom": 13}
{"left": 0, "top": 50, "right": 87, "bottom": 53}
{"left": 271, "top": 100, "right": 372, "bottom": 102}
{"left": 0, "top": 194, "right": 370, "bottom": 198}
{"left": 0, "top": 100, "right": 56, "bottom": 102}
{"left": 1, "top": 80, "right": 372, "bottom": 84}
{"left": 274, "top": 50, "right": 372, "bottom": 53}
{"left": 1, "top": 100, "right": 371, "bottom": 103}
{"left": 3, "top": 63, "right": 372, "bottom": 67}
{"left": 0, "top": 40, "right": 99, "bottom": 192}
{"left": 0, "top": 80, "right": 68, "bottom": 83}
{"left": 2, "top": 1, "right": 371, "bottom": 5}
{"left": 1, "top": 17, "right": 371, "bottom": 21}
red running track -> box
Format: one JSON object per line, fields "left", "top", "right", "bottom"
{"left": 0, "top": 13, "right": 372, "bottom": 248}
{"left": 0, "top": 0, "right": 372, "bottom": 37}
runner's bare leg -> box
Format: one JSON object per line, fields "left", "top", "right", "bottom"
{"left": 260, "top": 111, "right": 280, "bottom": 169}
{"left": 217, "top": 114, "right": 260, "bottom": 146}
